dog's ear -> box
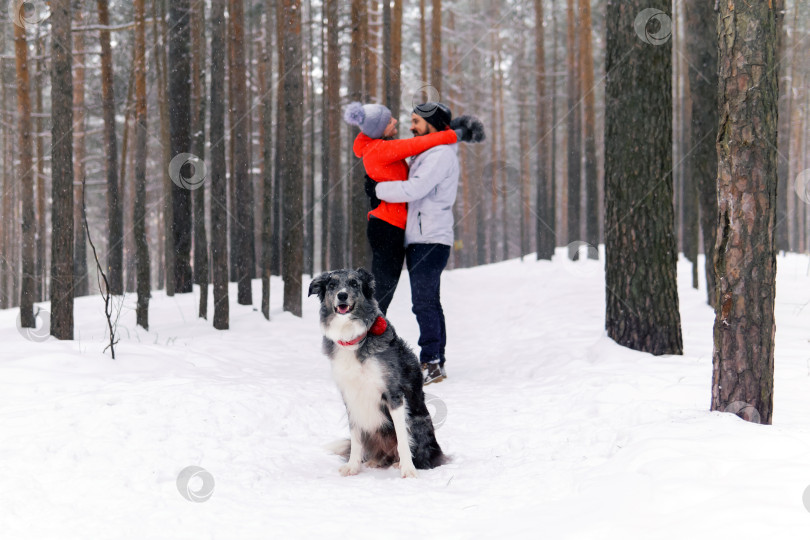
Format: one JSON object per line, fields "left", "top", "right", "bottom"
{"left": 308, "top": 272, "right": 330, "bottom": 301}
{"left": 355, "top": 268, "right": 375, "bottom": 299}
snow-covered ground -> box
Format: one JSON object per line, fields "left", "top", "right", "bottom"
{"left": 2, "top": 248, "right": 810, "bottom": 539}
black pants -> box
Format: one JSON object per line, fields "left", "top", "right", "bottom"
{"left": 406, "top": 243, "right": 451, "bottom": 365}
{"left": 367, "top": 217, "right": 406, "bottom": 315}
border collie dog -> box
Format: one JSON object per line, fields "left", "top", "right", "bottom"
{"left": 309, "top": 268, "right": 446, "bottom": 478}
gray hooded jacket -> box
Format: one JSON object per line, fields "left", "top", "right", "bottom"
{"left": 375, "top": 142, "right": 459, "bottom": 247}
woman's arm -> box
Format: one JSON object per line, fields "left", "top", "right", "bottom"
{"left": 365, "top": 129, "right": 458, "bottom": 166}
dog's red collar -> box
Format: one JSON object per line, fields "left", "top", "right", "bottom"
{"left": 336, "top": 316, "right": 388, "bottom": 347}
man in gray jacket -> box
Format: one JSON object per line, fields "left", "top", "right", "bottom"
{"left": 374, "top": 102, "right": 467, "bottom": 385}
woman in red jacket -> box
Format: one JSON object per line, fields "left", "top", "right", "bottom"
{"left": 344, "top": 102, "right": 459, "bottom": 314}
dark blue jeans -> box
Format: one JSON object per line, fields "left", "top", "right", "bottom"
{"left": 406, "top": 243, "right": 450, "bottom": 365}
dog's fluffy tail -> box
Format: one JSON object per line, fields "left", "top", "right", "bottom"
{"left": 324, "top": 438, "right": 351, "bottom": 460}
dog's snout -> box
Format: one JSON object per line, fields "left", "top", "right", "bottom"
{"left": 337, "top": 291, "right": 348, "bottom": 302}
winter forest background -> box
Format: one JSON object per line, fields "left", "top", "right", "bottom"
{"left": 0, "top": 0, "right": 805, "bottom": 425}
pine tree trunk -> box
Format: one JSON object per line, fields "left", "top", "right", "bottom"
{"left": 534, "top": 0, "right": 553, "bottom": 261}
{"left": 430, "top": 0, "right": 442, "bottom": 95}
{"left": 35, "top": 30, "right": 46, "bottom": 302}
{"left": 134, "top": 0, "right": 151, "bottom": 330}
{"left": 281, "top": 0, "right": 304, "bottom": 316}
{"left": 711, "top": 0, "right": 778, "bottom": 425}
{"left": 685, "top": 0, "right": 719, "bottom": 307}
{"left": 775, "top": 0, "right": 790, "bottom": 252}
{"left": 191, "top": 0, "right": 208, "bottom": 319}
{"left": 15, "top": 16, "right": 35, "bottom": 327}
{"left": 262, "top": 0, "right": 275, "bottom": 320}
{"left": 210, "top": 0, "right": 230, "bottom": 330}
{"left": 50, "top": 0, "right": 75, "bottom": 340}
{"left": 390, "top": 0, "right": 402, "bottom": 116}
{"left": 169, "top": 0, "right": 194, "bottom": 294}
{"left": 349, "top": 0, "right": 367, "bottom": 269}
{"left": 326, "top": 0, "right": 344, "bottom": 270}
{"left": 579, "top": 0, "right": 598, "bottom": 258}
{"left": 72, "top": 10, "right": 88, "bottom": 298}
{"left": 565, "top": 0, "right": 581, "bottom": 246}
{"left": 229, "top": 0, "right": 255, "bottom": 304}
{"left": 98, "top": 0, "right": 123, "bottom": 295}
{"left": 604, "top": 0, "right": 682, "bottom": 356}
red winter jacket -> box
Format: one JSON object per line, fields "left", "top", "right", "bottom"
{"left": 352, "top": 129, "right": 458, "bottom": 229}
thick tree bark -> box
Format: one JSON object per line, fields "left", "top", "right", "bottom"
{"left": 349, "top": 0, "right": 367, "bottom": 269}
{"left": 230, "top": 0, "right": 256, "bottom": 305}
{"left": 775, "top": 0, "right": 790, "bottom": 252}
{"left": 262, "top": 0, "right": 275, "bottom": 319}
{"left": 15, "top": 15, "right": 35, "bottom": 327}
{"left": 604, "top": 0, "right": 682, "bottom": 356}
{"left": 281, "top": 0, "right": 304, "bottom": 316}
{"left": 169, "top": 0, "right": 193, "bottom": 294}
{"left": 210, "top": 0, "right": 230, "bottom": 329}
{"left": 711, "top": 0, "right": 778, "bottom": 425}
{"left": 134, "top": 0, "right": 150, "bottom": 330}
{"left": 685, "top": 0, "right": 719, "bottom": 307}
{"left": 50, "top": 0, "right": 75, "bottom": 340}
{"left": 98, "top": 0, "right": 123, "bottom": 295}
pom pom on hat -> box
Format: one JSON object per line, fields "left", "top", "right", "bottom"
{"left": 343, "top": 102, "right": 366, "bottom": 127}
{"left": 343, "top": 102, "right": 392, "bottom": 139}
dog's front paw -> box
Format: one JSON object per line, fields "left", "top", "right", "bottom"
{"left": 399, "top": 462, "right": 418, "bottom": 479}
{"left": 339, "top": 462, "right": 361, "bottom": 476}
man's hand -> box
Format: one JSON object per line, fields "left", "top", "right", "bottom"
{"left": 364, "top": 175, "right": 382, "bottom": 209}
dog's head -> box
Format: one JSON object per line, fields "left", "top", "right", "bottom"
{"left": 308, "top": 268, "right": 376, "bottom": 317}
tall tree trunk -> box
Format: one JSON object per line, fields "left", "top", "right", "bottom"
{"left": 390, "top": 0, "right": 403, "bottom": 116}
{"left": 169, "top": 0, "right": 194, "bottom": 294}
{"left": 685, "top": 0, "right": 719, "bottom": 306}
{"left": 230, "top": 0, "right": 255, "bottom": 305}
{"left": 211, "top": 0, "right": 230, "bottom": 329}
{"left": 326, "top": 0, "right": 344, "bottom": 270}
{"left": 262, "top": 0, "right": 275, "bottom": 319}
{"left": 420, "top": 0, "right": 427, "bottom": 87}
{"left": 35, "top": 29, "right": 47, "bottom": 301}
{"left": 604, "top": 0, "right": 682, "bottom": 356}
{"left": 430, "top": 0, "right": 442, "bottom": 95}
{"left": 349, "top": 0, "right": 367, "bottom": 268}
{"left": 579, "top": 0, "right": 598, "bottom": 258}
{"left": 711, "top": 0, "right": 778, "bottom": 425}
{"left": 15, "top": 13, "right": 35, "bottom": 327}
{"left": 134, "top": 0, "right": 151, "bottom": 330}
{"left": 775, "top": 0, "right": 790, "bottom": 252}
{"left": 98, "top": 0, "right": 123, "bottom": 295}
{"left": 50, "top": 0, "right": 75, "bottom": 340}
{"left": 281, "top": 0, "right": 304, "bottom": 316}
{"left": 153, "top": 0, "right": 172, "bottom": 294}
{"left": 565, "top": 0, "right": 581, "bottom": 246}
{"left": 72, "top": 9, "right": 88, "bottom": 297}
{"left": 534, "top": 0, "right": 553, "bottom": 260}
{"left": 191, "top": 0, "right": 208, "bottom": 318}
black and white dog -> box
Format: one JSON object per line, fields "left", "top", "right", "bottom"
{"left": 309, "top": 268, "right": 446, "bottom": 478}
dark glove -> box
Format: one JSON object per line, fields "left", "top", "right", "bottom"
{"left": 449, "top": 115, "right": 486, "bottom": 143}
{"left": 364, "top": 175, "right": 381, "bottom": 210}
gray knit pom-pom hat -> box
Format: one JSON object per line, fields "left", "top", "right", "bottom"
{"left": 343, "top": 102, "right": 392, "bottom": 139}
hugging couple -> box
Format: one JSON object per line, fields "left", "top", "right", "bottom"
{"left": 343, "top": 100, "right": 484, "bottom": 385}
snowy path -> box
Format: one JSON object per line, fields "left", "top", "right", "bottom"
{"left": 2, "top": 250, "right": 810, "bottom": 539}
